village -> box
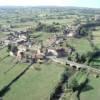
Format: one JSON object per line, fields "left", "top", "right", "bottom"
{"left": 0, "top": 19, "right": 100, "bottom": 68}
{"left": 0, "top": 24, "right": 74, "bottom": 64}
{"left": 0, "top": 7, "right": 100, "bottom": 100}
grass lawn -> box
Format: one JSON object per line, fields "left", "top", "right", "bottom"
{"left": 31, "top": 31, "right": 54, "bottom": 41}
{"left": 3, "top": 63, "right": 65, "bottom": 100}
{"left": 40, "top": 18, "right": 74, "bottom": 26}
{"left": 92, "top": 28, "right": 100, "bottom": 49}
{"left": 90, "top": 27, "right": 100, "bottom": 68}
{"left": 80, "top": 75, "right": 100, "bottom": 100}
{"left": 0, "top": 36, "right": 65, "bottom": 100}
{"left": 0, "top": 47, "right": 65, "bottom": 100}
{"left": 0, "top": 47, "right": 8, "bottom": 58}
{"left": 69, "top": 71, "right": 88, "bottom": 86}
{"left": 0, "top": 32, "right": 7, "bottom": 38}
{"left": 75, "top": 71, "right": 87, "bottom": 85}
{"left": 66, "top": 38, "right": 93, "bottom": 54}
{"left": 0, "top": 47, "right": 30, "bottom": 92}
{"left": 90, "top": 57, "right": 100, "bottom": 69}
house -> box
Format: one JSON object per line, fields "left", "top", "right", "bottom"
{"left": 4, "top": 40, "right": 10, "bottom": 46}
{"left": 46, "top": 49, "right": 58, "bottom": 56}
{"left": 67, "top": 31, "right": 75, "bottom": 37}
{"left": 9, "top": 51, "right": 15, "bottom": 57}
{"left": 56, "top": 48, "right": 67, "bottom": 57}
{"left": 18, "top": 45, "right": 27, "bottom": 52}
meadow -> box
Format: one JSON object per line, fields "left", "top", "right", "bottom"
{"left": 80, "top": 75, "right": 100, "bottom": 100}
{"left": 0, "top": 48, "right": 65, "bottom": 100}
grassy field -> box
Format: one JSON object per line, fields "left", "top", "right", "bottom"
{"left": 90, "top": 57, "right": 100, "bottom": 69}
{"left": 0, "top": 48, "right": 29, "bottom": 90}
{"left": 2, "top": 63, "right": 65, "bottom": 100}
{"left": 0, "top": 32, "right": 8, "bottom": 38}
{"left": 66, "top": 38, "right": 93, "bottom": 54}
{"left": 90, "top": 27, "right": 100, "bottom": 67}
{"left": 63, "top": 73, "right": 100, "bottom": 100}
{"left": 0, "top": 48, "right": 65, "bottom": 100}
{"left": 92, "top": 27, "right": 100, "bottom": 49}
{"left": 40, "top": 18, "right": 74, "bottom": 26}
{"left": 31, "top": 31, "right": 54, "bottom": 41}
{"left": 80, "top": 75, "right": 100, "bottom": 100}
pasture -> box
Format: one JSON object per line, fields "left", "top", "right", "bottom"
{"left": 80, "top": 75, "right": 100, "bottom": 100}
{"left": 92, "top": 26, "right": 100, "bottom": 49}
{"left": 0, "top": 47, "right": 65, "bottom": 100}
{"left": 90, "top": 27, "right": 100, "bottom": 67}
{"left": 66, "top": 38, "right": 93, "bottom": 54}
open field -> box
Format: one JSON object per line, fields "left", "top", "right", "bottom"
{"left": 80, "top": 75, "right": 100, "bottom": 100}
{"left": 90, "top": 57, "right": 100, "bottom": 69}
{"left": 39, "top": 18, "right": 74, "bottom": 26}
{"left": 31, "top": 32, "right": 54, "bottom": 41}
{"left": 0, "top": 32, "right": 8, "bottom": 38}
{"left": 66, "top": 38, "right": 93, "bottom": 54}
{"left": 92, "top": 27, "right": 100, "bottom": 49}
{"left": 2, "top": 63, "right": 65, "bottom": 100}
{"left": 90, "top": 27, "right": 100, "bottom": 67}
{"left": 0, "top": 47, "right": 65, "bottom": 100}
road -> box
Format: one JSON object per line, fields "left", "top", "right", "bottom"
{"left": 47, "top": 56, "right": 100, "bottom": 75}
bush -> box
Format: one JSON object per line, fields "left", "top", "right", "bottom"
{"left": 35, "top": 22, "right": 61, "bottom": 33}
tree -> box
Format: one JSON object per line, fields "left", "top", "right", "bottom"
{"left": 70, "top": 52, "right": 79, "bottom": 62}
{"left": 35, "top": 22, "right": 46, "bottom": 31}
{"left": 11, "top": 45, "right": 18, "bottom": 55}
{"left": 79, "top": 27, "right": 88, "bottom": 36}
{"left": 79, "top": 54, "right": 86, "bottom": 63}
{"left": 35, "top": 22, "right": 60, "bottom": 33}
{"left": 68, "top": 78, "right": 78, "bottom": 90}
{"left": 7, "top": 44, "right": 12, "bottom": 52}
{"left": 0, "top": 24, "right": 2, "bottom": 30}
{"left": 73, "top": 18, "right": 81, "bottom": 26}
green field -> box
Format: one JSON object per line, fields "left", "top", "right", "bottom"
{"left": 40, "top": 18, "right": 74, "bottom": 26}
{"left": 90, "top": 57, "right": 100, "bottom": 69}
{"left": 3, "top": 63, "right": 64, "bottom": 100}
{"left": 90, "top": 27, "right": 100, "bottom": 67}
{"left": 92, "top": 27, "right": 100, "bottom": 49}
{"left": 0, "top": 48, "right": 65, "bottom": 100}
{"left": 66, "top": 38, "right": 93, "bottom": 54}
{"left": 31, "top": 31, "right": 54, "bottom": 41}
{"left": 80, "top": 75, "right": 100, "bottom": 100}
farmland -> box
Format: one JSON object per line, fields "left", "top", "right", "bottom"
{"left": 89, "top": 26, "right": 100, "bottom": 68}
{"left": 66, "top": 38, "right": 93, "bottom": 54}
{"left": 0, "top": 7, "right": 100, "bottom": 100}
{"left": 80, "top": 75, "right": 100, "bottom": 100}
{"left": 0, "top": 48, "right": 65, "bottom": 100}
{"left": 92, "top": 26, "right": 100, "bottom": 49}
{"left": 2, "top": 63, "right": 65, "bottom": 100}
